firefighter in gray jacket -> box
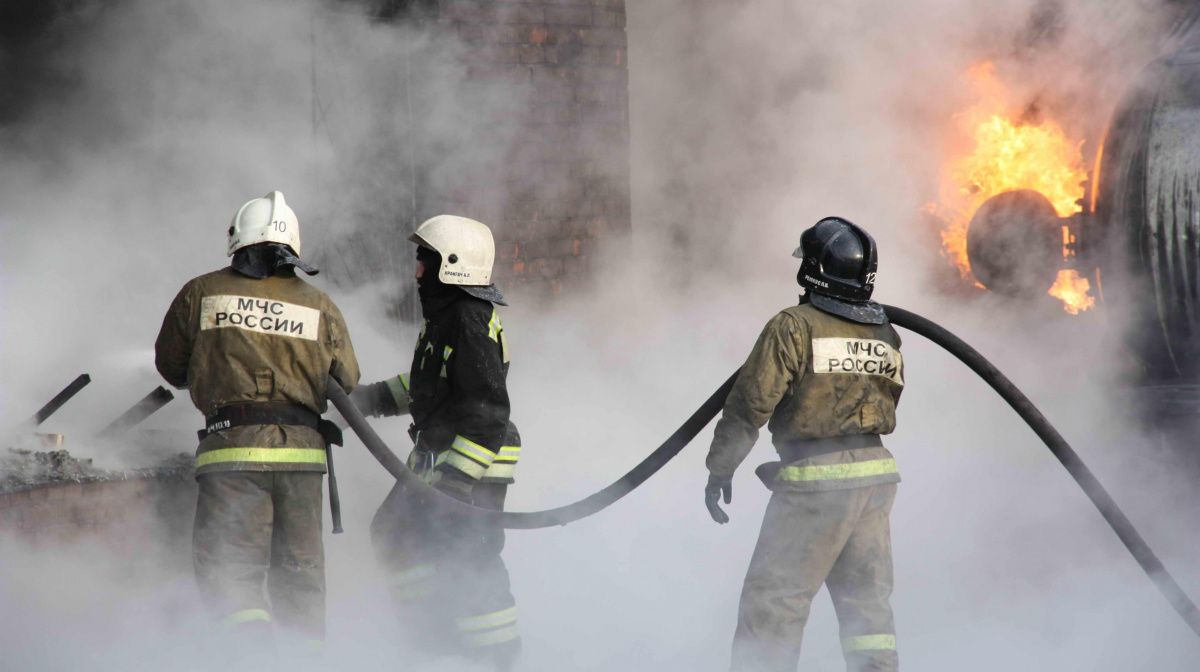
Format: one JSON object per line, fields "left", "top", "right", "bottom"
{"left": 351, "top": 215, "right": 521, "bottom": 670}
{"left": 155, "top": 191, "right": 360, "bottom": 659}
{"left": 705, "top": 217, "right": 904, "bottom": 672}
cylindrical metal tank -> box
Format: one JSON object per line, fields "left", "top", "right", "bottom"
{"left": 1091, "top": 7, "right": 1200, "bottom": 381}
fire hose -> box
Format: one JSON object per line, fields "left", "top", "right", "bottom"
{"left": 326, "top": 304, "right": 1200, "bottom": 638}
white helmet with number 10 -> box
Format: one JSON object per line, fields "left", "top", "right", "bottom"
{"left": 228, "top": 190, "right": 301, "bottom": 257}
{"left": 409, "top": 214, "right": 496, "bottom": 286}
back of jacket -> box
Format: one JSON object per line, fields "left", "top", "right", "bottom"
{"left": 707, "top": 301, "right": 904, "bottom": 491}
{"left": 155, "top": 267, "right": 360, "bottom": 475}
{"left": 767, "top": 303, "right": 903, "bottom": 440}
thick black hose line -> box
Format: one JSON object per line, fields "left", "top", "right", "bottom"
{"left": 882, "top": 304, "right": 1200, "bottom": 638}
{"left": 332, "top": 306, "right": 1200, "bottom": 636}
{"left": 327, "top": 370, "right": 740, "bottom": 529}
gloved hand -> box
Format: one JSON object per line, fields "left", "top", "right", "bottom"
{"left": 705, "top": 473, "right": 732, "bottom": 524}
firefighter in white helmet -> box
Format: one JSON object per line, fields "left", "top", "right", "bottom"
{"left": 351, "top": 215, "right": 522, "bottom": 670}
{"left": 155, "top": 191, "right": 360, "bottom": 663}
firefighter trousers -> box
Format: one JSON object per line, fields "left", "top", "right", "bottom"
{"left": 193, "top": 472, "right": 326, "bottom": 648}
{"left": 731, "top": 483, "right": 898, "bottom": 672}
{"left": 371, "top": 479, "right": 520, "bottom": 668}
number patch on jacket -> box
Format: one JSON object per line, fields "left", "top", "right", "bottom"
{"left": 812, "top": 338, "right": 903, "bottom": 385}
{"left": 200, "top": 295, "right": 320, "bottom": 341}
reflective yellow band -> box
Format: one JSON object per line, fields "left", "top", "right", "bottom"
{"left": 451, "top": 435, "right": 497, "bottom": 467}
{"left": 842, "top": 634, "right": 897, "bottom": 652}
{"left": 483, "top": 463, "right": 515, "bottom": 479}
{"left": 390, "top": 563, "right": 436, "bottom": 587}
{"left": 456, "top": 606, "right": 517, "bottom": 632}
{"left": 221, "top": 608, "right": 271, "bottom": 628}
{"left": 495, "top": 445, "right": 520, "bottom": 463}
{"left": 196, "top": 447, "right": 327, "bottom": 469}
{"left": 392, "top": 584, "right": 434, "bottom": 602}
{"left": 464, "top": 624, "right": 520, "bottom": 648}
{"left": 487, "top": 308, "right": 503, "bottom": 343}
{"left": 443, "top": 345, "right": 454, "bottom": 360}
{"left": 779, "top": 459, "right": 898, "bottom": 482}
{"left": 443, "top": 450, "right": 488, "bottom": 479}
{"left": 384, "top": 374, "right": 410, "bottom": 408}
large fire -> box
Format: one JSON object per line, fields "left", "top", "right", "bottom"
{"left": 934, "top": 61, "right": 1094, "bottom": 313}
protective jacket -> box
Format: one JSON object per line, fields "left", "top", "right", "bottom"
{"left": 358, "top": 292, "right": 520, "bottom": 483}
{"left": 155, "top": 267, "right": 360, "bottom": 475}
{"left": 366, "top": 287, "right": 522, "bottom": 664}
{"left": 707, "top": 301, "right": 903, "bottom": 491}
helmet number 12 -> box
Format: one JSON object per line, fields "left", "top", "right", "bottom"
{"left": 864, "top": 272, "right": 877, "bottom": 285}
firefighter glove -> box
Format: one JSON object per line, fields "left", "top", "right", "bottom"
{"left": 705, "top": 473, "right": 732, "bottom": 524}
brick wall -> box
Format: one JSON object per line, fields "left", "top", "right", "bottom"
{"left": 451, "top": 0, "right": 630, "bottom": 297}
{"left": 320, "top": 0, "right": 631, "bottom": 311}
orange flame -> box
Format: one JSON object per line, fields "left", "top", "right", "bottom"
{"left": 1049, "top": 269, "right": 1096, "bottom": 315}
{"left": 934, "top": 62, "right": 1094, "bottom": 313}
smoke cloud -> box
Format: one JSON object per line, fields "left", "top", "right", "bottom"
{"left": 1, "top": 0, "right": 1198, "bottom": 670}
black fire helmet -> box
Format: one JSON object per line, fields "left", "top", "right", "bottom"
{"left": 794, "top": 217, "right": 886, "bottom": 324}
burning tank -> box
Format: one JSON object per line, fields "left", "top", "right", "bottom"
{"left": 933, "top": 8, "right": 1200, "bottom": 391}
{"left": 1088, "top": 15, "right": 1200, "bottom": 383}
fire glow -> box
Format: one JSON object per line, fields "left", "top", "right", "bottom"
{"left": 934, "top": 62, "right": 1095, "bottom": 313}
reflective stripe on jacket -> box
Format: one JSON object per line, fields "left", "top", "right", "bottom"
{"left": 707, "top": 301, "right": 904, "bottom": 491}
{"left": 361, "top": 293, "right": 521, "bottom": 483}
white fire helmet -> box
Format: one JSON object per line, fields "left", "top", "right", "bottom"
{"left": 227, "top": 191, "right": 301, "bottom": 257}
{"left": 409, "top": 215, "right": 496, "bottom": 286}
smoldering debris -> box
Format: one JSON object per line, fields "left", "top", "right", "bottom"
{"left": 0, "top": 445, "right": 192, "bottom": 493}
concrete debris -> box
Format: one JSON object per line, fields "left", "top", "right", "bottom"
{"left": 0, "top": 447, "right": 192, "bottom": 494}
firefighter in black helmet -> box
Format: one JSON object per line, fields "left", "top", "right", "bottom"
{"left": 705, "top": 217, "right": 904, "bottom": 671}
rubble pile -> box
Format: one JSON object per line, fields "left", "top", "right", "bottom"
{"left": 0, "top": 447, "right": 192, "bottom": 494}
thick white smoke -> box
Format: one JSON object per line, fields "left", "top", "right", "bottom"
{"left": 1, "top": 0, "right": 1199, "bottom": 670}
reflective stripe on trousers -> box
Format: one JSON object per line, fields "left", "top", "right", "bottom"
{"left": 389, "top": 563, "right": 437, "bottom": 602}
{"left": 842, "top": 633, "right": 896, "bottom": 652}
{"left": 457, "top": 606, "right": 520, "bottom": 648}
{"left": 221, "top": 608, "right": 272, "bottom": 629}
